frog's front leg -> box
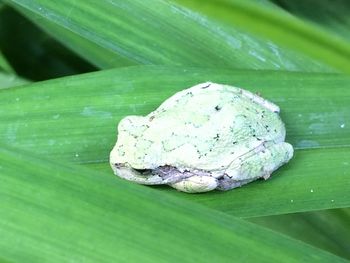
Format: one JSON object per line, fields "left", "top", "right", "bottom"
{"left": 218, "top": 141, "right": 293, "bottom": 191}
{"left": 169, "top": 175, "right": 218, "bottom": 193}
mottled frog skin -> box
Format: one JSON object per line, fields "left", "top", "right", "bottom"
{"left": 110, "top": 82, "right": 293, "bottom": 193}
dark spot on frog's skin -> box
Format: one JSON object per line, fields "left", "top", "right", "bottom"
{"left": 201, "top": 83, "right": 211, "bottom": 89}
{"left": 232, "top": 141, "right": 237, "bottom": 144}
{"left": 149, "top": 116, "right": 155, "bottom": 122}
{"left": 215, "top": 105, "right": 221, "bottom": 111}
{"left": 214, "top": 134, "right": 220, "bottom": 141}
{"left": 274, "top": 129, "right": 277, "bottom": 133}
{"left": 256, "top": 137, "right": 262, "bottom": 141}
{"left": 186, "top": 91, "right": 194, "bottom": 96}
{"left": 243, "top": 115, "right": 247, "bottom": 118}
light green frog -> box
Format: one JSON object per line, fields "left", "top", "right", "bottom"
{"left": 110, "top": 82, "right": 293, "bottom": 193}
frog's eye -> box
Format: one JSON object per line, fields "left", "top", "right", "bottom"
{"left": 132, "top": 168, "right": 151, "bottom": 175}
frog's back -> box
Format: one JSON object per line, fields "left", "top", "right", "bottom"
{"left": 119, "top": 82, "right": 285, "bottom": 175}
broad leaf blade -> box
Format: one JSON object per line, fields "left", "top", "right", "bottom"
{"left": 2, "top": 145, "right": 346, "bottom": 263}
{"left": 0, "top": 66, "right": 348, "bottom": 163}
{"left": 87, "top": 147, "right": 350, "bottom": 218}
{"left": 8, "top": 0, "right": 331, "bottom": 71}
{"left": 170, "top": 147, "right": 350, "bottom": 217}
{"left": 1, "top": 66, "right": 349, "bottom": 217}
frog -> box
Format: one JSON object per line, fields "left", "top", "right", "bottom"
{"left": 110, "top": 82, "right": 293, "bottom": 193}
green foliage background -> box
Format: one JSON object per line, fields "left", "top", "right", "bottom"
{"left": 0, "top": 0, "right": 349, "bottom": 262}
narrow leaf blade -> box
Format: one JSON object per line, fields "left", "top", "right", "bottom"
{"left": 8, "top": 0, "right": 331, "bottom": 71}
{"left": 175, "top": 0, "right": 350, "bottom": 73}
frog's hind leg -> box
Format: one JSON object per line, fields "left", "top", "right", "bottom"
{"left": 217, "top": 141, "right": 293, "bottom": 191}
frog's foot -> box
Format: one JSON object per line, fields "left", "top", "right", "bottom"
{"left": 217, "top": 141, "right": 293, "bottom": 191}
{"left": 169, "top": 176, "right": 218, "bottom": 193}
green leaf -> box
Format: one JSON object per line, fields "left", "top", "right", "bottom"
{"left": 8, "top": 4, "right": 137, "bottom": 69}
{"left": 1, "top": 66, "right": 349, "bottom": 217}
{"left": 0, "top": 5, "right": 96, "bottom": 80}
{"left": 87, "top": 147, "right": 350, "bottom": 217}
{"left": 8, "top": 0, "right": 331, "bottom": 71}
{"left": 169, "top": 147, "right": 350, "bottom": 217}
{"left": 250, "top": 208, "right": 350, "bottom": 260}
{"left": 274, "top": 0, "right": 350, "bottom": 42}
{"left": 174, "top": 0, "right": 350, "bottom": 73}
{"left": 2, "top": 1, "right": 349, "bottom": 261}
{"left": 0, "top": 71, "right": 29, "bottom": 89}
{"left": 2, "top": 145, "right": 346, "bottom": 263}
{"left": 0, "top": 66, "right": 348, "bottom": 162}
{"left": 0, "top": 50, "right": 14, "bottom": 73}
